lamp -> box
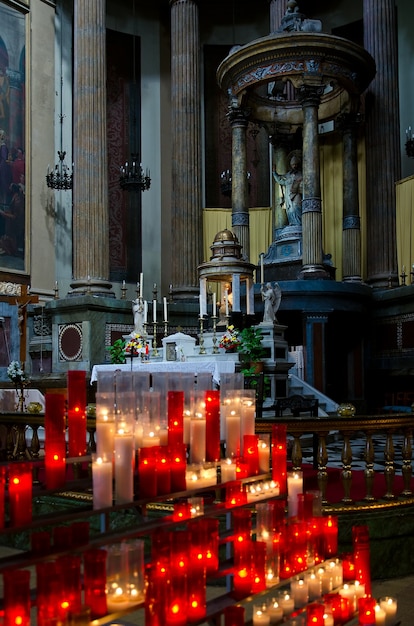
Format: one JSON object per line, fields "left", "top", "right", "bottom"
{"left": 119, "top": 0, "right": 151, "bottom": 193}
{"left": 46, "top": 150, "right": 73, "bottom": 190}
{"left": 405, "top": 126, "right": 414, "bottom": 158}
{"left": 46, "top": 10, "right": 73, "bottom": 191}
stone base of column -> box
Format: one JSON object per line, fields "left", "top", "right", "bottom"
{"left": 68, "top": 278, "right": 115, "bottom": 298}
{"left": 170, "top": 285, "right": 200, "bottom": 302}
{"left": 298, "top": 264, "right": 332, "bottom": 280}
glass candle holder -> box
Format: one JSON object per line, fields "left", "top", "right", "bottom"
{"left": 67, "top": 370, "right": 87, "bottom": 458}
{"left": 358, "top": 595, "right": 376, "bottom": 625}
{"left": 83, "top": 548, "right": 108, "bottom": 619}
{"left": 3, "top": 568, "right": 31, "bottom": 626}
{"left": 205, "top": 389, "right": 221, "bottom": 462}
{"left": 252, "top": 603, "right": 270, "bottom": 625}
{"left": 8, "top": 462, "right": 33, "bottom": 527}
{"left": 224, "top": 605, "right": 245, "bottom": 625}
{"left": 106, "top": 539, "right": 145, "bottom": 613}
{"left": 379, "top": 596, "right": 398, "bottom": 625}
{"left": 92, "top": 453, "right": 113, "bottom": 510}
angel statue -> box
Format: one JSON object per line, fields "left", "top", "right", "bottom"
{"left": 261, "top": 282, "right": 282, "bottom": 324}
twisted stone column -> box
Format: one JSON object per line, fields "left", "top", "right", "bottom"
{"left": 339, "top": 113, "right": 362, "bottom": 282}
{"left": 229, "top": 106, "right": 250, "bottom": 260}
{"left": 71, "top": 0, "right": 112, "bottom": 296}
{"left": 170, "top": 0, "right": 202, "bottom": 297}
{"left": 363, "top": 0, "right": 401, "bottom": 288}
{"left": 298, "top": 86, "right": 329, "bottom": 279}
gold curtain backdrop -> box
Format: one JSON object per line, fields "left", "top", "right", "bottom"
{"left": 396, "top": 174, "right": 414, "bottom": 279}
{"left": 203, "top": 136, "right": 370, "bottom": 283}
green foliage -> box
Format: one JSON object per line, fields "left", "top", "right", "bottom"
{"left": 237, "top": 326, "right": 266, "bottom": 363}
{"left": 106, "top": 338, "right": 126, "bottom": 364}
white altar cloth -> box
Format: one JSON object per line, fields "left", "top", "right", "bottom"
{"left": 0, "top": 388, "right": 45, "bottom": 412}
{"left": 90, "top": 359, "right": 236, "bottom": 386}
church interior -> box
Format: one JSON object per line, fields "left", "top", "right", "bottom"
{"left": 0, "top": 0, "right": 413, "bottom": 624}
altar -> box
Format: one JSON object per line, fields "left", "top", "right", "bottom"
{"left": 90, "top": 357, "right": 236, "bottom": 387}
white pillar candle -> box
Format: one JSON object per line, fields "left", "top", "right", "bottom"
{"left": 379, "top": 597, "right": 397, "bottom": 625}
{"left": 225, "top": 289, "right": 229, "bottom": 316}
{"left": 290, "top": 579, "right": 309, "bottom": 608}
{"left": 139, "top": 272, "right": 143, "bottom": 298}
{"left": 267, "top": 599, "right": 283, "bottom": 623}
{"left": 153, "top": 299, "right": 157, "bottom": 322}
{"left": 163, "top": 296, "right": 168, "bottom": 322}
{"left": 114, "top": 431, "right": 134, "bottom": 504}
{"left": 279, "top": 593, "right": 294, "bottom": 616}
{"left": 212, "top": 291, "right": 216, "bottom": 316}
{"left": 240, "top": 395, "right": 255, "bottom": 454}
{"left": 323, "top": 612, "right": 334, "bottom": 626}
{"left": 305, "top": 572, "right": 322, "bottom": 601}
{"left": 258, "top": 438, "right": 270, "bottom": 473}
{"left": 374, "top": 604, "right": 387, "bottom": 626}
{"left": 225, "top": 409, "right": 241, "bottom": 459}
{"left": 92, "top": 454, "right": 113, "bottom": 509}
{"left": 190, "top": 415, "right": 206, "bottom": 464}
{"left": 253, "top": 606, "right": 270, "bottom": 625}
{"left": 287, "top": 471, "right": 303, "bottom": 517}
{"left": 339, "top": 583, "right": 356, "bottom": 612}
{"left": 141, "top": 431, "right": 160, "bottom": 448}
{"left": 221, "top": 458, "right": 237, "bottom": 482}
{"left": 96, "top": 418, "right": 115, "bottom": 459}
{"left": 199, "top": 294, "right": 203, "bottom": 317}
{"left": 144, "top": 299, "right": 148, "bottom": 324}
{"left": 261, "top": 252, "right": 264, "bottom": 284}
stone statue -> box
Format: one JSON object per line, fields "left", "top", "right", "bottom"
{"left": 132, "top": 298, "right": 145, "bottom": 334}
{"left": 261, "top": 282, "right": 282, "bottom": 323}
{"left": 273, "top": 153, "right": 303, "bottom": 227}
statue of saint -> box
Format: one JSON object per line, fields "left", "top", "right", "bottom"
{"left": 261, "top": 282, "right": 282, "bottom": 324}
{"left": 132, "top": 298, "right": 145, "bottom": 334}
{"left": 272, "top": 153, "right": 303, "bottom": 227}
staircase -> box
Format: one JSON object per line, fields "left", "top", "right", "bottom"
{"left": 287, "top": 373, "right": 339, "bottom": 416}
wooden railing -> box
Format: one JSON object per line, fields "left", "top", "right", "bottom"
{"left": 256, "top": 413, "right": 414, "bottom": 511}
{"left": 1, "top": 411, "right": 413, "bottom": 511}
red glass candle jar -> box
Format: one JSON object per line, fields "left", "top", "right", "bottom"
{"left": 83, "top": 548, "right": 108, "bottom": 618}
{"left": 45, "top": 393, "right": 66, "bottom": 489}
{"left": 243, "top": 434, "right": 260, "bottom": 476}
{"left": 155, "top": 445, "right": 172, "bottom": 495}
{"left": 358, "top": 595, "right": 376, "bottom": 625}
{"left": 8, "top": 462, "right": 33, "bottom": 527}
{"left": 169, "top": 444, "right": 187, "bottom": 492}
{"left": 138, "top": 446, "right": 157, "bottom": 498}
{"left": 0, "top": 464, "right": 6, "bottom": 529}
{"left": 36, "top": 561, "right": 60, "bottom": 626}
{"left": 56, "top": 554, "right": 82, "bottom": 620}
{"left": 224, "top": 605, "right": 245, "bottom": 625}
{"left": 272, "top": 424, "right": 287, "bottom": 494}
{"left": 168, "top": 391, "right": 184, "bottom": 447}
{"left": 306, "top": 601, "right": 325, "bottom": 625}
{"left": 205, "top": 389, "right": 221, "bottom": 462}
{"left": 352, "top": 524, "right": 372, "bottom": 596}
{"left": 67, "top": 370, "right": 87, "bottom": 458}
{"left": 3, "top": 568, "right": 31, "bottom": 626}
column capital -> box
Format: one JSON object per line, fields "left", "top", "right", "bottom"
{"left": 297, "top": 84, "right": 324, "bottom": 108}
{"left": 227, "top": 104, "right": 250, "bottom": 127}
{"left": 335, "top": 111, "right": 363, "bottom": 134}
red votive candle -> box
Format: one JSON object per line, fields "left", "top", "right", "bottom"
{"left": 36, "top": 561, "right": 60, "bottom": 626}
{"left": 233, "top": 538, "right": 253, "bottom": 599}
{"left": 353, "top": 524, "right": 372, "bottom": 596}
{"left": 83, "top": 548, "right": 108, "bottom": 619}
{"left": 251, "top": 539, "right": 267, "bottom": 593}
{"left": 0, "top": 464, "right": 6, "bottom": 529}
{"left": 323, "top": 515, "right": 338, "bottom": 557}
{"left": 173, "top": 501, "right": 191, "bottom": 521}
{"left": 67, "top": 370, "right": 87, "bottom": 457}
{"left": 3, "top": 568, "right": 31, "bottom": 626}
{"left": 187, "top": 561, "right": 206, "bottom": 622}
{"left": 168, "top": 391, "right": 184, "bottom": 447}
{"left": 45, "top": 393, "right": 67, "bottom": 489}
{"left": 358, "top": 595, "right": 376, "bottom": 625}
{"left": 53, "top": 525, "right": 72, "bottom": 550}
{"left": 226, "top": 482, "right": 247, "bottom": 508}
{"left": 205, "top": 390, "right": 220, "bottom": 462}
{"left": 156, "top": 445, "right": 172, "bottom": 495}
{"left": 31, "top": 531, "right": 51, "bottom": 555}
{"left": 306, "top": 601, "right": 325, "bottom": 625}
{"left": 243, "top": 434, "right": 260, "bottom": 476}
{"left": 272, "top": 423, "right": 287, "bottom": 493}
{"left": 340, "top": 552, "right": 356, "bottom": 581}
{"left": 56, "top": 554, "right": 82, "bottom": 620}
{"left": 224, "top": 605, "right": 245, "bottom": 625}
{"left": 8, "top": 462, "right": 33, "bottom": 527}
{"left": 170, "top": 444, "right": 187, "bottom": 492}
{"left": 138, "top": 446, "right": 157, "bottom": 498}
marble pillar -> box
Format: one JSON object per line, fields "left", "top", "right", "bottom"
{"left": 298, "top": 86, "right": 329, "bottom": 279}
{"left": 170, "top": 0, "right": 202, "bottom": 297}
{"left": 269, "top": 0, "right": 287, "bottom": 32}
{"left": 363, "top": 0, "right": 401, "bottom": 288}
{"left": 71, "top": 0, "right": 112, "bottom": 296}
{"left": 229, "top": 106, "right": 250, "bottom": 261}
{"left": 339, "top": 113, "right": 362, "bottom": 282}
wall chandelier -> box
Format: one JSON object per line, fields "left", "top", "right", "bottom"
{"left": 220, "top": 170, "right": 251, "bottom": 197}
{"left": 46, "top": 150, "right": 73, "bottom": 190}
{"left": 119, "top": 157, "right": 151, "bottom": 192}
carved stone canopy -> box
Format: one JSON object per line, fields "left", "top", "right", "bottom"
{"left": 216, "top": 30, "right": 376, "bottom": 131}
{"left": 198, "top": 229, "right": 256, "bottom": 284}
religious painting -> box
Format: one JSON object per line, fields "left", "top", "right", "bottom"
{"left": 0, "top": 3, "right": 26, "bottom": 274}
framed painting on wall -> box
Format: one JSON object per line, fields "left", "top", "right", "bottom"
{"left": 0, "top": 2, "right": 27, "bottom": 274}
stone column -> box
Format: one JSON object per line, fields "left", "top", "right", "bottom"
{"left": 269, "top": 0, "right": 287, "bottom": 32}
{"left": 229, "top": 105, "right": 250, "bottom": 260}
{"left": 170, "top": 0, "right": 202, "bottom": 298}
{"left": 363, "top": 0, "right": 400, "bottom": 288}
{"left": 303, "top": 312, "right": 329, "bottom": 393}
{"left": 70, "top": 0, "right": 112, "bottom": 296}
{"left": 338, "top": 112, "right": 362, "bottom": 282}
{"left": 298, "top": 86, "right": 329, "bottom": 279}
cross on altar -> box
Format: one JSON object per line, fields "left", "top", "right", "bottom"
{"left": 0, "top": 285, "right": 39, "bottom": 366}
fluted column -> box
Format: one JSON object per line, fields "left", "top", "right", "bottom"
{"left": 170, "top": 0, "right": 202, "bottom": 298}
{"left": 363, "top": 0, "right": 400, "bottom": 288}
{"left": 298, "top": 86, "right": 329, "bottom": 279}
{"left": 71, "top": 0, "right": 112, "bottom": 296}
{"left": 338, "top": 113, "right": 362, "bottom": 282}
{"left": 269, "top": 0, "right": 287, "bottom": 32}
{"left": 229, "top": 106, "right": 250, "bottom": 260}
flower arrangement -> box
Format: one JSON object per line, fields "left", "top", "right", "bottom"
{"left": 7, "top": 360, "right": 28, "bottom": 386}
{"left": 125, "top": 332, "right": 144, "bottom": 355}
{"left": 219, "top": 325, "right": 240, "bottom": 350}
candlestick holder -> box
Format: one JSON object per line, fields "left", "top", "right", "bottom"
{"left": 164, "top": 320, "right": 168, "bottom": 337}
{"left": 211, "top": 314, "right": 219, "bottom": 353}
{"left": 54, "top": 282, "right": 59, "bottom": 299}
{"left": 121, "top": 282, "right": 127, "bottom": 300}
{"left": 152, "top": 322, "right": 159, "bottom": 356}
{"left": 199, "top": 316, "right": 206, "bottom": 354}
{"left": 225, "top": 314, "right": 231, "bottom": 328}
{"left": 400, "top": 268, "right": 407, "bottom": 286}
